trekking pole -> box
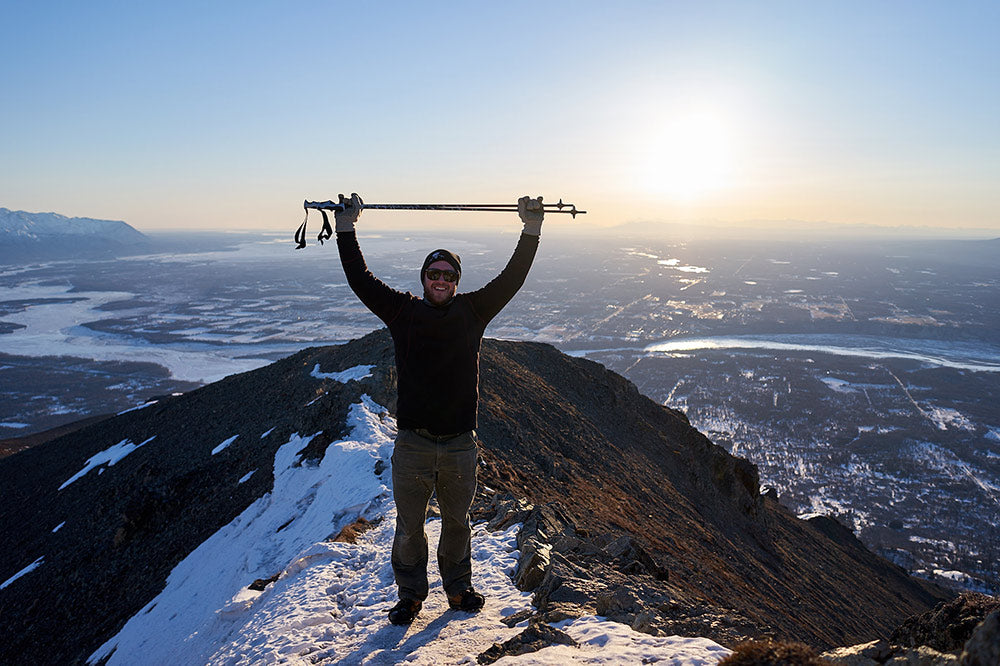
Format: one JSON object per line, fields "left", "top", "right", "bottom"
{"left": 294, "top": 197, "right": 586, "bottom": 248}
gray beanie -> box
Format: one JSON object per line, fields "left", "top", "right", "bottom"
{"left": 420, "top": 249, "right": 462, "bottom": 282}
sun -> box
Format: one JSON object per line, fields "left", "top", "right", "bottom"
{"left": 638, "top": 111, "right": 737, "bottom": 203}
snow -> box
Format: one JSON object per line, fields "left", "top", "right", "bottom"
{"left": 116, "top": 400, "right": 158, "bottom": 415}
{"left": 820, "top": 377, "right": 854, "bottom": 393}
{"left": 0, "top": 421, "right": 30, "bottom": 428}
{"left": 211, "top": 435, "right": 239, "bottom": 455}
{"left": 0, "top": 283, "right": 273, "bottom": 384}
{"left": 640, "top": 335, "right": 1000, "bottom": 373}
{"left": 310, "top": 363, "right": 375, "bottom": 383}
{"left": 238, "top": 471, "right": 256, "bottom": 484}
{"left": 922, "top": 404, "right": 974, "bottom": 431}
{"left": 0, "top": 208, "right": 143, "bottom": 240}
{"left": 58, "top": 436, "right": 156, "bottom": 490}
{"left": 89, "top": 396, "right": 731, "bottom": 666}
{"left": 501, "top": 617, "right": 730, "bottom": 665}
{"left": 52, "top": 522, "right": 66, "bottom": 533}
{"left": 0, "top": 556, "right": 44, "bottom": 590}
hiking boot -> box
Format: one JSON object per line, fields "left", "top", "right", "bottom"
{"left": 447, "top": 587, "right": 485, "bottom": 613}
{"left": 387, "top": 598, "right": 422, "bottom": 625}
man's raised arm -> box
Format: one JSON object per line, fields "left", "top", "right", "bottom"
{"left": 334, "top": 193, "right": 405, "bottom": 324}
{"left": 467, "top": 195, "right": 544, "bottom": 323}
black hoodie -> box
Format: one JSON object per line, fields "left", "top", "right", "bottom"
{"left": 337, "top": 230, "right": 539, "bottom": 435}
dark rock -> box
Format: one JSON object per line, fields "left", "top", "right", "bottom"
{"left": 332, "top": 516, "right": 381, "bottom": 544}
{"left": 719, "top": 638, "right": 831, "bottom": 665}
{"left": 891, "top": 593, "right": 1000, "bottom": 652}
{"left": 248, "top": 573, "right": 280, "bottom": 592}
{"left": 500, "top": 609, "right": 535, "bottom": 628}
{"left": 476, "top": 618, "right": 577, "bottom": 664}
{"left": 514, "top": 537, "right": 551, "bottom": 591}
{"left": 595, "top": 586, "right": 641, "bottom": 616}
{"left": 478, "top": 493, "right": 533, "bottom": 531}
{"left": 960, "top": 609, "right": 999, "bottom": 666}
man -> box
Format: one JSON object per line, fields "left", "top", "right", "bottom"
{"left": 334, "top": 193, "right": 543, "bottom": 625}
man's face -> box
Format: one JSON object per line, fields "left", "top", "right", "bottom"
{"left": 422, "top": 260, "right": 458, "bottom": 306}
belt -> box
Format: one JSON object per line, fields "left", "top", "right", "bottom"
{"left": 413, "top": 428, "right": 467, "bottom": 443}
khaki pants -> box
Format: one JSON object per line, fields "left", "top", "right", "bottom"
{"left": 390, "top": 428, "right": 479, "bottom": 601}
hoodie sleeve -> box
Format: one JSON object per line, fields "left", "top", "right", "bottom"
{"left": 466, "top": 232, "right": 539, "bottom": 325}
{"left": 336, "top": 231, "right": 407, "bottom": 325}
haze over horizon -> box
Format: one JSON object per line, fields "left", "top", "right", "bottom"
{"left": 2, "top": 1, "right": 998, "bottom": 236}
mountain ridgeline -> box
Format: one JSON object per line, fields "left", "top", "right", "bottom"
{"left": 0, "top": 207, "right": 149, "bottom": 260}
{"left": 0, "top": 329, "right": 951, "bottom": 664}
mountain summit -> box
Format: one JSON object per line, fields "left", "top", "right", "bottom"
{"left": 0, "top": 329, "right": 950, "bottom": 663}
{"left": 0, "top": 207, "right": 148, "bottom": 260}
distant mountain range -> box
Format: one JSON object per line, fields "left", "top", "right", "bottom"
{"left": 0, "top": 329, "right": 954, "bottom": 664}
{"left": 0, "top": 208, "right": 149, "bottom": 260}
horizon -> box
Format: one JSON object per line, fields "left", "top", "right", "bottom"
{"left": 5, "top": 205, "right": 1000, "bottom": 241}
{"left": 2, "top": 2, "right": 998, "bottom": 235}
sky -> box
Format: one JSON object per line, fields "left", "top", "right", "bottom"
{"left": 2, "top": 1, "right": 998, "bottom": 235}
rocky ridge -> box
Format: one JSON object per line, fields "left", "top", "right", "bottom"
{"left": 0, "top": 328, "right": 957, "bottom": 663}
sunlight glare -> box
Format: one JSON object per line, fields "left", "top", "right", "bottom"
{"left": 639, "top": 111, "right": 737, "bottom": 204}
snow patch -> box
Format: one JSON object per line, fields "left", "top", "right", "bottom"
{"left": 89, "top": 397, "right": 396, "bottom": 665}
{"left": 923, "top": 405, "right": 974, "bottom": 431}
{"left": 310, "top": 363, "right": 375, "bottom": 383}
{"left": 116, "top": 400, "right": 158, "bottom": 416}
{"left": 238, "top": 471, "right": 255, "bottom": 484}
{"left": 211, "top": 435, "right": 239, "bottom": 456}
{"left": 507, "top": 616, "right": 731, "bottom": 664}
{"left": 59, "top": 436, "right": 156, "bottom": 490}
{"left": 821, "top": 377, "right": 854, "bottom": 393}
{"left": 1, "top": 556, "right": 44, "bottom": 590}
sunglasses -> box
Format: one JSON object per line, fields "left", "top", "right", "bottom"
{"left": 425, "top": 268, "right": 459, "bottom": 283}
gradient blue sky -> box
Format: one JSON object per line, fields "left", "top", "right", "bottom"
{"left": 2, "top": 1, "right": 998, "bottom": 233}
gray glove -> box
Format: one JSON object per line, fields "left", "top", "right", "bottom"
{"left": 335, "top": 193, "right": 363, "bottom": 233}
{"left": 518, "top": 195, "right": 544, "bottom": 236}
